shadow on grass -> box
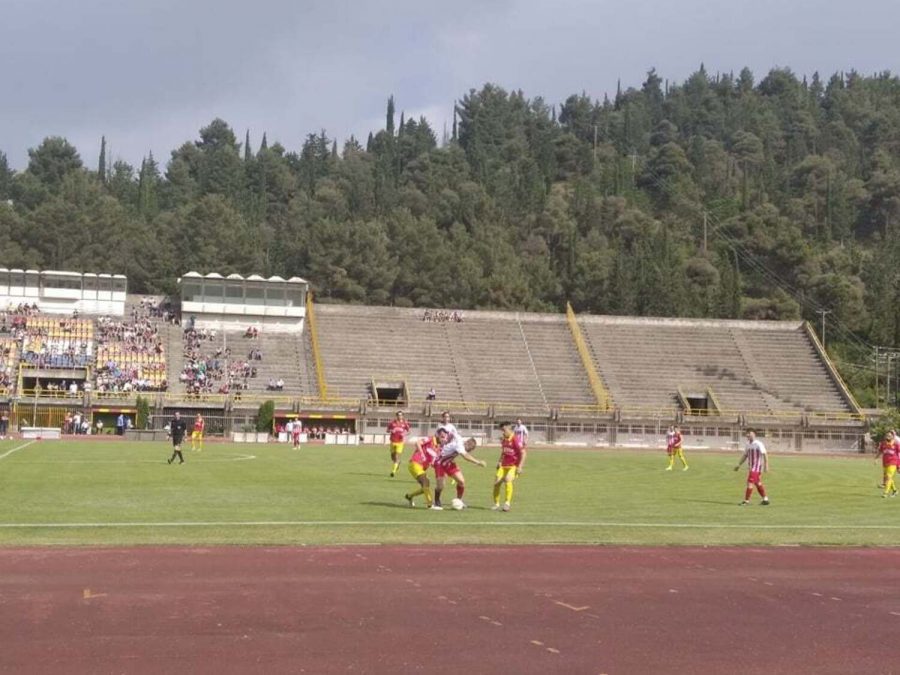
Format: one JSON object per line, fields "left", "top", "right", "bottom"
{"left": 677, "top": 498, "right": 740, "bottom": 506}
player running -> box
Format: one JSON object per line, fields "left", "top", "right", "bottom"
{"left": 875, "top": 430, "right": 900, "bottom": 498}
{"left": 493, "top": 421, "right": 526, "bottom": 512}
{"left": 404, "top": 429, "right": 447, "bottom": 508}
{"left": 433, "top": 435, "right": 485, "bottom": 510}
{"left": 665, "top": 425, "right": 688, "bottom": 471}
{"left": 734, "top": 429, "right": 769, "bottom": 505}
{"left": 191, "top": 413, "right": 205, "bottom": 452}
{"left": 386, "top": 411, "right": 411, "bottom": 477}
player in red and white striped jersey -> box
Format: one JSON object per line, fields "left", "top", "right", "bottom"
{"left": 734, "top": 429, "right": 770, "bottom": 506}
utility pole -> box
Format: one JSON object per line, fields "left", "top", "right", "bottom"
{"left": 875, "top": 346, "right": 880, "bottom": 408}
{"left": 816, "top": 310, "right": 831, "bottom": 350}
{"left": 702, "top": 211, "right": 708, "bottom": 253}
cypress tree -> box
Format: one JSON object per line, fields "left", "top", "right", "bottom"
{"left": 259, "top": 132, "right": 268, "bottom": 151}
{"left": 244, "top": 130, "right": 252, "bottom": 161}
{"left": 98, "top": 136, "right": 107, "bottom": 183}
{"left": 386, "top": 95, "right": 395, "bottom": 135}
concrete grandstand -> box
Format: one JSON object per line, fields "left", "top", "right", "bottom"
{"left": 0, "top": 270, "right": 866, "bottom": 452}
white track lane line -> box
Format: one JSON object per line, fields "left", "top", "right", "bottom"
{"left": 0, "top": 519, "right": 899, "bottom": 529}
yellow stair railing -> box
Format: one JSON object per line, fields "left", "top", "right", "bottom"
{"left": 305, "top": 291, "right": 328, "bottom": 400}
{"left": 565, "top": 302, "right": 611, "bottom": 411}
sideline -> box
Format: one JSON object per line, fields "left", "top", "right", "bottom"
{"left": 0, "top": 519, "right": 898, "bottom": 530}
{"left": 0, "top": 440, "right": 37, "bottom": 461}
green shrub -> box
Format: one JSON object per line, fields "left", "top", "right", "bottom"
{"left": 256, "top": 400, "right": 275, "bottom": 434}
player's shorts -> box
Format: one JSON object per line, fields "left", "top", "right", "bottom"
{"left": 191, "top": 430, "right": 203, "bottom": 440}
{"left": 390, "top": 441, "right": 405, "bottom": 454}
{"left": 292, "top": 431, "right": 301, "bottom": 442}
{"left": 408, "top": 461, "right": 429, "bottom": 479}
{"left": 747, "top": 470, "right": 762, "bottom": 485}
{"left": 434, "top": 461, "right": 459, "bottom": 479}
{"left": 495, "top": 465, "right": 517, "bottom": 481}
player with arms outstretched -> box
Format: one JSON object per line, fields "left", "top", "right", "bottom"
{"left": 493, "top": 421, "right": 526, "bottom": 512}
{"left": 433, "top": 436, "right": 485, "bottom": 510}
{"left": 404, "top": 429, "right": 447, "bottom": 508}
{"left": 386, "top": 411, "right": 411, "bottom": 477}
{"left": 735, "top": 429, "right": 769, "bottom": 505}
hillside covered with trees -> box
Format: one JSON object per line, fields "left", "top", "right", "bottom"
{"left": 1, "top": 66, "right": 899, "bottom": 403}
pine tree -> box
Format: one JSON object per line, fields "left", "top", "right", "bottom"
{"left": 260, "top": 132, "right": 268, "bottom": 151}
{"left": 98, "top": 136, "right": 107, "bottom": 183}
{"left": 244, "top": 130, "right": 252, "bottom": 162}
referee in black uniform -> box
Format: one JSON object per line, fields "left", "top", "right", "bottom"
{"left": 167, "top": 411, "right": 188, "bottom": 464}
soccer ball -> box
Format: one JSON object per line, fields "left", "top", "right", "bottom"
{"left": 451, "top": 498, "right": 465, "bottom": 511}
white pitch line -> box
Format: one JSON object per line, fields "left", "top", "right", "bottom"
{"left": 1, "top": 519, "right": 900, "bottom": 530}
{"left": 0, "top": 440, "right": 36, "bottom": 461}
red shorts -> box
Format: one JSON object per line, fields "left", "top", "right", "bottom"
{"left": 435, "top": 462, "right": 459, "bottom": 478}
{"left": 292, "top": 431, "right": 301, "bottom": 440}
{"left": 747, "top": 471, "right": 762, "bottom": 485}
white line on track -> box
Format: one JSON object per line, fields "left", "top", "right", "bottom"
{"left": 1, "top": 519, "right": 900, "bottom": 530}
{"left": 20, "top": 454, "right": 257, "bottom": 464}
{"left": 0, "top": 440, "right": 36, "bottom": 461}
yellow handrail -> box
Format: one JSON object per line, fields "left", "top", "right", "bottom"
{"left": 306, "top": 292, "right": 328, "bottom": 400}
{"left": 803, "top": 321, "right": 862, "bottom": 414}
{"left": 565, "top": 302, "right": 611, "bottom": 411}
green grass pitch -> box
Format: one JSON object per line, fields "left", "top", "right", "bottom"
{"left": 0, "top": 438, "right": 895, "bottom": 547}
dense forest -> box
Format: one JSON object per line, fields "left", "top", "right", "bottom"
{"left": 1, "top": 66, "right": 900, "bottom": 404}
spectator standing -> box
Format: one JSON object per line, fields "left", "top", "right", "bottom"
{"left": 0, "top": 409, "right": 8, "bottom": 438}
{"left": 116, "top": 413, "right": 125, "bottom": 436}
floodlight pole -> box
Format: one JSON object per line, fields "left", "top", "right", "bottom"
{"left": 816, "top": 309, "right": 831, "bottom": 351}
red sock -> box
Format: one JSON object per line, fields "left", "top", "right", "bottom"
{"left": 456, "top": 484, "right": 465, "bottom": 499}
{"left": 757, "top": 484, "right": 767, "bottom": 499}
{"left": 744, "top": 487, "right": 753, "bottom": 501}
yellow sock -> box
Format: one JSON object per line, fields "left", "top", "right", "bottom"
{"left": 678, "top": 450, "right": 687, "bottom": 467}
{"left": 423, "top": 486, "right": 433, "bottom": 507}
{"left": 492, "top": 483, "right": 501, "bottom": 505}
{"left": 391, "top": 461, "right": 400, "bottom": 475}
{"left": 409, "top": 486, "right": 424, "bottom": 498}
{"left": 504, "top": 481, "right": 514, "bottom": 503}
{"left": 667, "top": 456, "right": 674, "bottom": 469}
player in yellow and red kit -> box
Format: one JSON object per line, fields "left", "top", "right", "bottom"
{"left": 191, "top": 413, "right": 205, "bottom": 452}
{"left": 875, "top": 430, "right": 900, "bottom": 498}
{"left": 492, "top": 421, "right": 526, "bottom": 512}
{"left": 386, "top": 411, "right": 412, "bottom": 477}
{"left": 403, "top": 429, "right": 447, "bottom": 508}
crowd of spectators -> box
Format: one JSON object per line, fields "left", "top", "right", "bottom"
{"left": 140, "top": 297, "right": 179, "bottom": 324}
{"left": 21, "top": 316, "right": 93, "bottom": 368}
{"left": 94, "top": 307, "right": 167, "bottom": 393}
{"left": 181, "top": 327, "right": 258, "bottom": 397}
{"left": 62, "top": 410, "right": 91, "bottom": 435}
{"left": 423, "top": 309, "right": 463, "bottom": 323}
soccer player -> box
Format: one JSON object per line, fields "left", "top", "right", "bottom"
{"left": 493, "top": 421, "right": 526, "bottom": 512}
{"left": 433, "top": 436, "right": 485, "bottom": 509}
{"left": 191, "top": 413, "right": 205, "bottom": 452}
{"left": 875, "top": 430, "right": 900, "bottom": 498}
{"left": 404, "top": 429, "right": 446, "bottom": 508}
{"left": 167, "top": 411, "right": 188, "bottom": 465}
{"left": 666, "top": 425, "right": 688, "bottom": 471}
{"left": 734, "top": 429, "right": 769, "bottom": 505}
{"left": 437, "top": 410, "right": 460, "bottom": 442}
{"left": 513, "top": 417, "right": 529, "bottom": 448}
{"left": 291, "top": 418, "right": 302, "bottom": 449}
{"left": 386, "top": 411, "right": 411, "bottom": 477}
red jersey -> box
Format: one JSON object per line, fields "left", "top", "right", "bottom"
{"left": 499, "top": 434, "right": 524, "bottom": 468}
{"left": 411, "top": 437, "right": 439, "bottom": 469}
{"left": 193, "top": 418, "right": 205, "bottom": 433}
{"left": 878, "top": 439, "right": 900, "bottom": 467}
{"left": 387, "top": 419, "right": 411, "bottom": 443}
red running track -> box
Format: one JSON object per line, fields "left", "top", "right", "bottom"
{"left": 0, "top": 546, "right": 897, "bottom": 674}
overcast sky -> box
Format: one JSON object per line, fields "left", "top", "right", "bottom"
{"left": 2, "top": 0, "right": 897, "bottom": 170}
